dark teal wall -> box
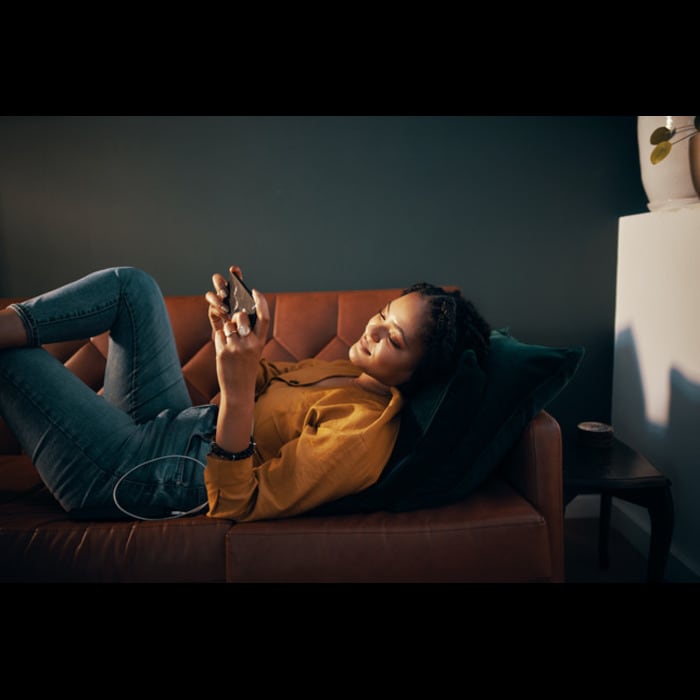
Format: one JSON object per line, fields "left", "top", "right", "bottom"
{"left": 0, "top": 115, "right": 648, "bottom": 433}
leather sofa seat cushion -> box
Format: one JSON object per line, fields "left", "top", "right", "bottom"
{"left": 226, "top": 478, "right": 551, "bottom": 583}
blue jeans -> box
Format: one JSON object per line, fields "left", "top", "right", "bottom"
{"left": 0, "top": 267, "right": 218, "bottom": 520}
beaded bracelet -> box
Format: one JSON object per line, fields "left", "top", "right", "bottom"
{"left": 208, "top": 438, "right": 256, "bottom": 461}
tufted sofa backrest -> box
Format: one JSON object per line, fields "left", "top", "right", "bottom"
{"left": 0, "top": 289, "right": 403, "bottom": 453}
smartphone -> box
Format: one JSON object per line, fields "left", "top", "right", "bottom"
{"left": 227, "top": 270, "right": 257, "bottom": 329}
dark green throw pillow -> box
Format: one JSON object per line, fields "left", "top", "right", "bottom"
{"left": 388, "top": 328, "right": 585, "bottom": 510}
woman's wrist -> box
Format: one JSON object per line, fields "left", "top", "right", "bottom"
{"left": 215, "top": 396, "right": 255, "bottom": 455}
{"left": 219, "top": 383, "right": 255, "bottom": 411}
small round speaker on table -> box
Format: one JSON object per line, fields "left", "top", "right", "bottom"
{"left": 577, "top": 421, "right": 614, "bottom": 447}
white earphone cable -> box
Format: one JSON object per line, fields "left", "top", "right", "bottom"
{"left": 112, "top": 455, "right": 208, "bottom": 521}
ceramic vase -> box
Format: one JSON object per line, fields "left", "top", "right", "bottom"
{"left": 637, "top": 116, "right": 699, "bottom": 211}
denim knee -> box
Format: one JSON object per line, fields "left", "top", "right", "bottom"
{"left": 113, "top": 266, "right": 161, "bottom": 297}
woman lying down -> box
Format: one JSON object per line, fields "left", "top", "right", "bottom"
{"left": 0, "top": 265, "right": 490, "bottom": 522}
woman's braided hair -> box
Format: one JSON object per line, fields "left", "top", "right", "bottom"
{"left": 398, "top": 283, "right": 491, "bottom": 396}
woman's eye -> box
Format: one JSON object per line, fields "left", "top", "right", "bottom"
{"left": 377, "top": 309, "right": 399, "bottom": 348}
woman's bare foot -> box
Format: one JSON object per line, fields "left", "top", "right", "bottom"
{"left": 0, "top": 307, "right": 29, "bottom": 349}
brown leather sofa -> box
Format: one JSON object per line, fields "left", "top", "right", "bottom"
{"left": 0, "top": 287, "right": 564, "bottom": 582}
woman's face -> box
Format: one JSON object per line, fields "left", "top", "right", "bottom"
{"left": 348, "top": 291, "right": 429, "bottom": 387}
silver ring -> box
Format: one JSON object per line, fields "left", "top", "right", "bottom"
{"left": 224, "top": 327, "right": 237, "bottom": 337}
{"left": 238, "top": 326, "right": 251, "bottom": 337}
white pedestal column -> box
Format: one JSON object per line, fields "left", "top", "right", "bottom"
{"left": 612, "top": 203, "right": 700, "bottom": 581}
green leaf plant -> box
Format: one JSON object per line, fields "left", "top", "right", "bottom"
{"left": 649, "top": 116, "right": 700, "bottom": 164}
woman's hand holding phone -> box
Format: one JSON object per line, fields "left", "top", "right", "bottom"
{"left": 206, "top": 265, "right": 268, "bottom": 353}
{"left": 205, "top": 265, "right": 270, "bottom": 455}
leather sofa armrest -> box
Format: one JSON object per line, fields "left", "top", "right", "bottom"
{"left": 0, "top": 298, "right": 22, "bottom": 454}
{"left": 500, "top": 410, "right": 564, "bottom": 582}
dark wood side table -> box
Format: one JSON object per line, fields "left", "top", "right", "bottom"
{"left": 563, "top": 435, "right": 674, "bottom": 583}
